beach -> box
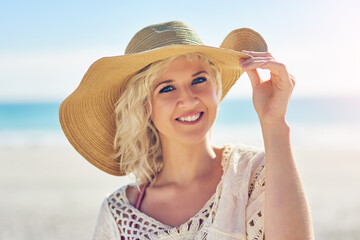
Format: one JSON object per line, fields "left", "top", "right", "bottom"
{"left": 0, "top": 144, "right": 128, "bottom": 239}
{"left": 1, "top": 98, "right": 360, "bottom": 239}
{"left": 1, "top": 143, "right": 360, "bottom": 239}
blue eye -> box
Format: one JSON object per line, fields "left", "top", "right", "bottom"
{"left": 192, "top": 77, "right": 207, "bottom": 85}
{"left": 159, "top": 85, "right": 174, "bottom": 93}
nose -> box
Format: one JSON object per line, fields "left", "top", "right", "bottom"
{"left": 178, "top": 87, "right": 199, "bottom": 108}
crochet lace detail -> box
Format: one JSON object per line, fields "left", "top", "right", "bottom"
{"left": 106, "top": 144, "right": 265, "bottom": 240}
{"left": 246, "top": 159, "right": 265, "bottom": 240}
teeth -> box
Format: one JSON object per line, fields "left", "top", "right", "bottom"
{"left": 179, "top": 113, "right": 201, "bottom": 122}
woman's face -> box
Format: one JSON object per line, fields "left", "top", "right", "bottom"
{"left": 150, "top": 56, "right": 219, "bottom": 145}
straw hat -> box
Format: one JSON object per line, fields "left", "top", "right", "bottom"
{"left": 59, "top": 21, "right": 267, "bottom": 176}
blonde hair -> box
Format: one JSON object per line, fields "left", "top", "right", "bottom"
{"left": 113, "top": 53, "right": 222, "bottom": 185}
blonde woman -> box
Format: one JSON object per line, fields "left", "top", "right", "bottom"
{"left": 59, "top": 21, "right": 314, "bottom": 239}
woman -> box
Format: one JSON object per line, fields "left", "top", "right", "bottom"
{"left": 59, "top": 21, "right": 314, "bottom": 239}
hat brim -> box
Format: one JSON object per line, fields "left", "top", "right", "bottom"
{"left": 59, "top": 29, "right": 267, "bottom": 176}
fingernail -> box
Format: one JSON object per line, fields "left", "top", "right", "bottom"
{"left": 241, "top": 50, "right": 249, "bottom": 52}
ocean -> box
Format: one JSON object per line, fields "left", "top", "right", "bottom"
{"left": 0, "top": 97, "right": 359, "bottom": 149}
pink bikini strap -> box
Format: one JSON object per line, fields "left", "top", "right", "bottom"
{"left": 135, "top": 182, "right": 150, "bottom": 210}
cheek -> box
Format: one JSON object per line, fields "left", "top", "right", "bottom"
{"left": 150, "top": 96, "right": 176, "bottom": 124}
{"left": 203, "top": 85, "right": 220, "bottom": 118}
{"left": 210, "top": 88, "right": 219, "bottom": 102}
{"left": 201, "top": 84, "right": 220, "bottom": 105}
{"left": 208, "top": 94, "right": 219, "bottom": 116}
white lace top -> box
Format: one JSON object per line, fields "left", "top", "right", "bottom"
{"left": 93, "top": 144, "right": 266, "bottom": 240}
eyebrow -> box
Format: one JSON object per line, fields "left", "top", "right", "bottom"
{"left": 153, "top": 70, "right": 209, "bottom": 90}
{"left": 153, "top": 79, "right": 174, "bottom": 91}
{"left": 192, "top": 71, "right": 208, "bottom": 77}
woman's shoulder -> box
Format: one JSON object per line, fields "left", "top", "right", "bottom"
{"left": 227, "top": 142, "right": 264, "bottom": 156}
{"left": 106, "top": 183, "right": 139, "bottom": 208}
{"left": 93, "top": 184, "right": 142, "bottom": 239}
{"left": 224, "top": 143, "right": 265, "bottom": 172}
{"left": 219, "top": 143, "right": 266, "bottom": 202}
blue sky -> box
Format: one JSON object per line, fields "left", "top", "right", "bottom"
{"left": 1, "top": 0, "right": 359, "bottom": 101}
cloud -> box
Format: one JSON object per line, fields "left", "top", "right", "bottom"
{"left": 0, "top": 48, "right": 119, "bottom": 101}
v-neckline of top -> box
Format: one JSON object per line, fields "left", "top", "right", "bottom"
{"left": 120, "top": 144, "right": 232, "bottom": 230}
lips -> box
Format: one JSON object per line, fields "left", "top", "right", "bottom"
{"left": 176, "top": 112, "right": 204, "bottom": 123}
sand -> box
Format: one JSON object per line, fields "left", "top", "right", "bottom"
{"left": 1, "top": 144, "right": 360, "bottom": 239}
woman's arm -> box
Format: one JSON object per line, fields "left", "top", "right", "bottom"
{"left": 240, "top": 51, "right": 314, "bottom": 240}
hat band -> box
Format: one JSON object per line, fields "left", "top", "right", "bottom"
{"left": 126, "top": 28, "right": 204, "bottom": 54}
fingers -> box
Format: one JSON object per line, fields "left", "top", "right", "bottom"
{"left": 240, "top": 57, "right": 274, "bottom": 71}
{"left": 239, "top": 56, "right": 273, "bottom": 88}
{"left": 259, "top": 61, "right": 294, "bottom": 90}
{"left": 289, "top": 74, "right": 296, "bottom": 86}
{"left": 289, "top": 74, "right": 296, "bottom": 87}
{"left": 240, "top": 51, "right": 276, "bottom": 74}
{"left": 240, "top": 50, "right": 287, "bottom": 77}
{"left": 256, "top": 61, "right": 287, "bottom": 79}
{"left": 246, "top": 69, "right": 262, "bottom": 89}
{"left": 239, "top": 51, "right": 295, "bottom": 90}
{"left": 241, "top": 50, "right": 275, "bottom": 60}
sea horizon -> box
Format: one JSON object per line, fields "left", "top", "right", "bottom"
{"left": 1, "top": 96, "right": 359, "bottom": 150}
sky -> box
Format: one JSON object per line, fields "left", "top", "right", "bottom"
{"left": 1, "top": 0, "right": 359, "bottom": 102}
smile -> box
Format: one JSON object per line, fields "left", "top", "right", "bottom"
{"left": 176, "top": 112, "right": 203, "bottom": 123}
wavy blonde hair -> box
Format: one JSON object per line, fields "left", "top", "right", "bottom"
{"left": 113, "top": 53, "right": 222, "bottom": 185}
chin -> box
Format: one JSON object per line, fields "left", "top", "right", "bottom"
{"left": 176, "top": 130, "right": 212, "bottom": 145}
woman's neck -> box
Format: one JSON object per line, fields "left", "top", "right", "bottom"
{"left": 154, "top": 136, "right": 219, "bottom": 187}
